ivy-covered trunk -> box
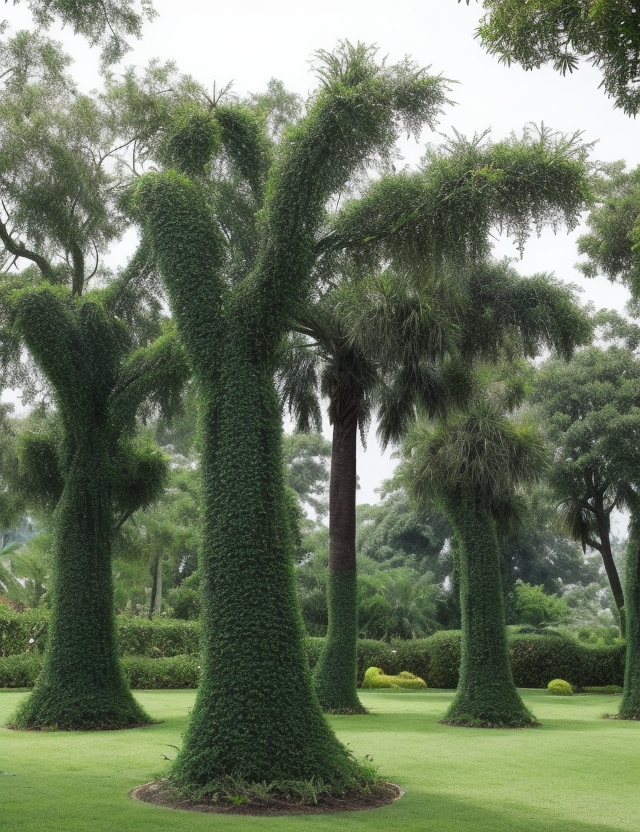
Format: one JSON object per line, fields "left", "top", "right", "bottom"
{"left": 313, "top": 400, "right": 367, "bottom": 714}
{"left": 619, "top": 515, "right": 640, "bottom": 719}
{"left": 170, "top": 338, "right": 359, "bottom": 788}
{"left": 12, "top": 440, "right": 148, "bottom": 729}
{"left": 442, "top": 490, "right": 537, "bottom": 728}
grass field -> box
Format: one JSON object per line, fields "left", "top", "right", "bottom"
{"left": 1, "top": 688, "right": 638, "bottom": 832}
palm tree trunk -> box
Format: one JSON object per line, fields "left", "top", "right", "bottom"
{"left": 442, "top": 490, "right": 538, "bottom": 728}
{"left": 313, "top": 399, "right": 367, "bottom": 713}
{"left": 594, "top": 505, "right": 626, "bottom": 636}
{"left": 619, "top": 513, "right": 640, "bottom": 719}
{"left": 12, "top": 441, "right": 149, "bottom": 729}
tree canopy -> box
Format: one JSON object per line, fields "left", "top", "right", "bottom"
{"left": 468, "top": 0, "right": 640, "bottom": 115}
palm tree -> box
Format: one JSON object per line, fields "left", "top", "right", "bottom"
{"left": 280, "top": 272, "right": 458, "bottom": 712}
{"left": 281, "top": 260, "right": 590, "bottom": 714}
{"left": 401, "top": 388, "right": 548, "bottom": 727}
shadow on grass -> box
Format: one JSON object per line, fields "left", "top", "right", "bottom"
{"left": 399, "top": 790, "right": 632, "bottom": 832}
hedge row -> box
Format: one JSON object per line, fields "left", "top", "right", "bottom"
{"left": 0, "top": 630, "right": 625, "bottom": 690}
{"left": 0, "top": 609, "right": 201, "bottom": 658}
{"left": 0, "top": 654, "right": 201, "bottom": 690}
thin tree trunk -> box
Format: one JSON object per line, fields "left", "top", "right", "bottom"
{"left": 442, "top": 490, "right": 538, "bottom": 728}
{"left": 594, "top": 505, "right": 626, "bottom": 636}
{"left": 313, "top": 398, "right": 366, "bottom": 714}
{"left": 12, "top": 443, "right": 149, "bottom": 729}
{"left": 619, "top": 513, "right": 640, "bottom": 719}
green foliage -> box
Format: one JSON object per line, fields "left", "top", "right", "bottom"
{"left": 159, "top": 104, "right": 222, "bottom": 178}
{"left": 0, "top": 602, "right": 47, "bottom": 655}
{"left": 583, "top": 685, "right": 623, "bottom": 694}
{"left": 473, "top": 0, "right": 640, "bottom": 115}
{"left": 121, "top": 655, "right": 200, "bottom": 689}
{"left": 116, "top": 616, "right": 200, "bottom": 657}
{"left": 6, "top": 0, "right": 156, "bottom": 64}
{"left": 0, "top": 652, "right": 42, "bottom": 687}
{"left": 362, "top": 666, "right": 427, "bottom": 689}
{"left": 577, "top": 163, "right": 640, "bottom": 297}
{"left": 620, "top": 516, "right": 640, "bottom": 718}
{"left": 358, "top": 568, "right": 440, "bottom": 640}
{"left": 513, "top": 581, "right": 569, "bottom": 627}
{"left": 547, "top": 678, "right": 574, "bottom": 696}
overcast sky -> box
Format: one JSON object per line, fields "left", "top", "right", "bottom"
{"left": 4, "top": 0, "right": 640, "bottom": 503}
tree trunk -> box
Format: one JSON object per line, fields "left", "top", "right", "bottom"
{"left": 169, "top": 339, "right": 361, "bottom": 789}
{"left": 12, "top": 442, "right": 149, "bottom": 729}
{"left": 442, "top": 490, "right": 538, "bottom": 728}
{"left": 313, "top": 399, "right": 366, "bottom": 714}
{"left": 148, "top": 552, "right": 162, "bottom": 619}
{"left": 594, "top": 505, "right": 626, "bottom": 637}
{"left": 619, "top": 513, "right": 640, "bottom": 719}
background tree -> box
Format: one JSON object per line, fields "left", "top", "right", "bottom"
{"left": 0, "top": 32, "right": 190, "bottom": 729}
{"left": 281, "top": 124, "right": 594, "bottom": 714}
{"left": 401, "top": 390, "right": 548, "bottom": 727}
{"left": 577, "top": 162, "right": 640, "bottom": 298}
{"left": 4, "top": 0, "right": 155, "bottom": 64}
{"left": 468, "top": 0, "right": 640, "bottom": 115}
{"left": 531, "top": 341, "right": 640, "bottom": 634}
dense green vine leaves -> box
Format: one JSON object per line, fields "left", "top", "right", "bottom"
{"left": 133, "top": 42, "right": 451, "bottom": 797}
{"left": 401, "top": 394, "right": 550, "bottom": 727}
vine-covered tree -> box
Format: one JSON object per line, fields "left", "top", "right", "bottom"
{"left": 133, "top": 42, "right": 451, "bottom": 799}
{"left": 0, "top": 32, "right": 189, "bottom": 729}
{"left": 467, "top": 0, "right": 640, "bottom": 115}
{"left": 400, "top": 390, "right": 549, "bottom": 727}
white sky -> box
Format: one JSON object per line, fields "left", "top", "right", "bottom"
{"left": 4, "top": 0, "right": 640, "bottom": 503}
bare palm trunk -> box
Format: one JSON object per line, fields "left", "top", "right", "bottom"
{"left": 313, "top": 395, "right": 367, "bottom": 714}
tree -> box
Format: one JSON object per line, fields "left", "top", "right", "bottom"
{"left": 358, "top": 567, "right": 439, "bottom": 640}
{"left": 576, "top": 162, "right": 640, "bottom": 298}
{"left": 0, "top": 32, "right": 189, "bottom": 729}
{"left": 512, "top": 580, "right": 569, "bottom": 627}
{"left": 531, "top": 342, "right": 640, "bottom": 634}
{"left": 281, "top": 123, "right": 593, "bottom": 714}
{"left": 468, "top": 0, "right": 640, "bottom": 115}
{"left": 133, "top": 42, "right": 451, "bottom": 800}
{"left": 401, "top": 391, "right": 548, "bottom": 727}
{"left": 4, "top": 0, "right": 155, "bottom": 63}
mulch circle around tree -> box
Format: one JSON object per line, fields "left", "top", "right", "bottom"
{"left": 130, "top": 780, "right": 403, "bottom": 815}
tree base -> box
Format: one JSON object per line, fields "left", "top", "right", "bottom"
{"left": 322, "top": 705, "right": 370, "bottom": 715}
{"left": 130, "top": 778, "right": 401, "bottom": 815}
{"left": 8, "top": 685, "right": 153, "bottom": 731}
{"left": 439, "top": 715, "right": 539, "bottom": 729}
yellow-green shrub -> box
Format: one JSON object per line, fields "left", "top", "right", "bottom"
{"left": 362, "top": 666, "right": 426, "bottom": 689}
{"left": 547, "top": 678, "right": 573, "bottom": 696}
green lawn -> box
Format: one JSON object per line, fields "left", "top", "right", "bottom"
{"left": 1, "top": 688, "right": 638, "bottom": 832}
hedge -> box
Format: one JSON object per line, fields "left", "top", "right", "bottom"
{"left": 0, "top": 611, "right": 627, "bottom": 690}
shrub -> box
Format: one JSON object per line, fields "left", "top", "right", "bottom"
{"left": 0, "top": 653, "right": 43, "bottom": 687}
{"left": 121, "top": 655, "right": 201, "bottom": 689}
{"left": 582, "top": 685, "right": 623, "bottom": 695}
{"left": 361, "top": 666, "right": 427, "bottom": 689}
{"left": 0, "top": 604, "right": 48, "bottom": 656}
{"left": 116, "top": 617, "right": 200, "bottom": 657}
{"left": 547, "top": 678, "right": 573, "bottom": 696}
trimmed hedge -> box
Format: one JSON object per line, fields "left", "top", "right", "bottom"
{"left": 0, "top": 614, "right": 627, "bottom": 690}
{"left": 116, "top": 618, "right": 200, "bottom": 657}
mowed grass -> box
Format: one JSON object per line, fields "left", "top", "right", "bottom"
{"left": 1, "top": 688, "right": 639, "bottom": 832}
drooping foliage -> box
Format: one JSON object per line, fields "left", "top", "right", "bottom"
{"left": 469, "top": 0, "right": 640, "bottom": 115}
{"left": 4, "top": 0, "right": 155, "bottom": 63}
{"left": 280, "top": 119, "right": 592, "bottom": 716}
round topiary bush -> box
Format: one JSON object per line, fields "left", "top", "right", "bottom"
{"left": 547, "top": 678, "right": 573, "bottom": 696}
